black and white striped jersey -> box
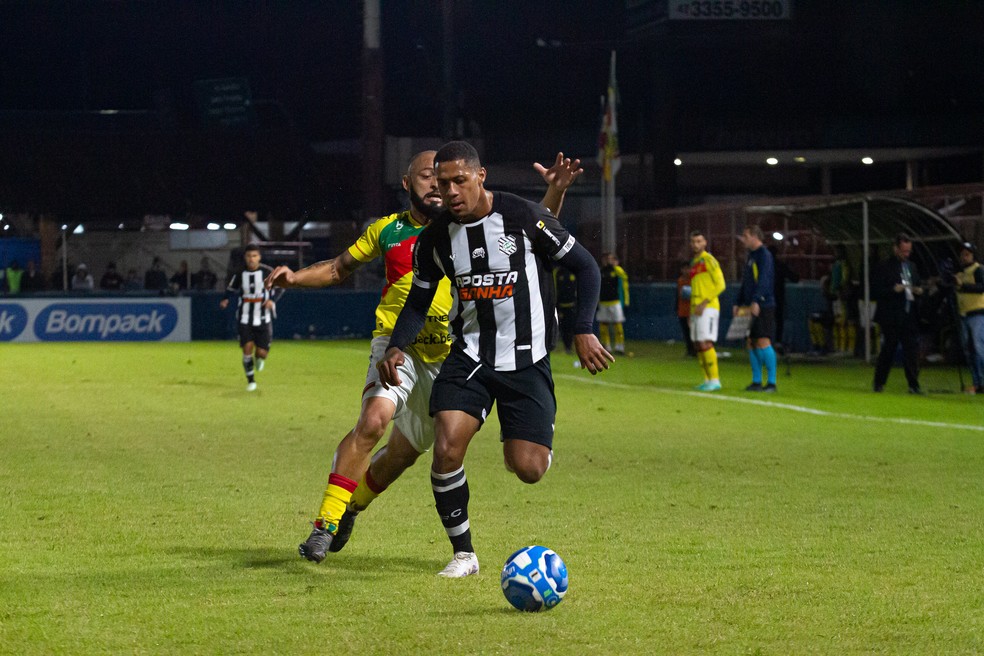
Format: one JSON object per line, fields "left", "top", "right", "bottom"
{"left": 411, "top": 191, "right": 577, "bottom": 371}
{"left": 226, "top": 264, "right": 282, "bottom": 326}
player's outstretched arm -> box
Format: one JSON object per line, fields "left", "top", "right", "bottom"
{"left": 536, "top": 152, "right": 583, "bottom": 217}
{"left": 265, "top": 251, "right": 362, "bottom": 289}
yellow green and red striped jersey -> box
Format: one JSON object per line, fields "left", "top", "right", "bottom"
{"left": 689, "top": 250, "right": 726, "bottom": 311}
{"left": 347, "top": 211, "right": 453, "bottom": 362}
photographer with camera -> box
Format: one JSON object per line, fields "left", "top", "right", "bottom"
{"left": 954, "top": 242, "right": 984, "bottom": 395}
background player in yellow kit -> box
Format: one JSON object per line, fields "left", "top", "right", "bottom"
{"left": 688, "top": 230, "right": 727, "bottom": 391}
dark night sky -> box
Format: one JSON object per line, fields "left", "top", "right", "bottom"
{"left": 1, "top": 1, "right": 983, "bottom": 214}
{"left": 4, "top": 2, "right": 980, "bottom": 142}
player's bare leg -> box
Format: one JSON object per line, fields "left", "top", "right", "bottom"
{"left": 299, "top": 396, "right": 396, "bottom": 563}
{"left": 432, "top": 410, "right": 481, "bottom": 577}
{"left": 255, "top": 346, "right": 269, "bottom": 372}
{"left": 330, "top": 426, "right": 425, "bottom": 553}
{"left": 503, "top": 439, "right": 552, "bottom": 484}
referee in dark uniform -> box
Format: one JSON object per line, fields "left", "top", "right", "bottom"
{"left": 220, "top": 244, "right": 284, "bottom": 391}
{"left": 735, "top": 225, "right": 779, "bottom": 392}
{"left": 378, "top": 141, "right": 612, "bottom": 577}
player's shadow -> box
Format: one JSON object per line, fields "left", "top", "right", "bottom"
{"left": 170, "top": 546, "right": 435, "bottom": 575}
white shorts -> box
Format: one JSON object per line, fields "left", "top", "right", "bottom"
{"left": 596, "top": 302, "right": 625, "bottom": 324}
{"left": 689, "top": 307, "right": 720, "bottom": 343}
{"left": 362, "top": 335, "right": 441, "bottom": 453}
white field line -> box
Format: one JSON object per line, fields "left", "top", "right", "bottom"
{"left": 555, "top": 374, "right": 984, "bottom": 433}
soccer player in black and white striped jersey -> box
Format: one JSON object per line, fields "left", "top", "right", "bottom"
{"left": 220, "top": 244, "right": 284, "bottom": 391}
{"left": 378, "top": 141, "right": 613, "bottom": 577}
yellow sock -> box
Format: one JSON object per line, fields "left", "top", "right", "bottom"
{"left": 704, "top": 347, "right": 719, "bottom": 381}
{"left": 349, "top": 469, "right": 384, "bottom": 512}
{"left": 614, "top": 324, "right": 625, "bottom": 351}
{"left": 317, "top": 473, "right": 358, "bottom": 532}
{"left": 697, "top": 350, "right": 708, "bottom": 380}
{"left": 599, "top": 324, "right": 611, "bottom": 350}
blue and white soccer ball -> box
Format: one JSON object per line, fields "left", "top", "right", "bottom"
{"left": 500, "top": 545, "right": 568, "bottom": 612}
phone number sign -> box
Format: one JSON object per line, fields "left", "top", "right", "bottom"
{"left": 670, "top": 0, "right": 791, "bottom": 19}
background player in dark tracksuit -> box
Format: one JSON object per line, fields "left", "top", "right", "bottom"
{"left": 735, "top": 225, "right": 778, "bottom": 392}
{"left": 220, "top": 244, "right": 284, "bottom": 391}
{"left": 596, "top": 253, "right": 629, "bottom": 354}
{"left": 554, "top": 264, "right": 577, "bottom": 355}
{"left": 378, "top": 141, "right": 612, "bottom": 578}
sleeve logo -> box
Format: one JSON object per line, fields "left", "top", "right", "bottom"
{"left": 536, "top": 220, "right": 562, "bottom": 247}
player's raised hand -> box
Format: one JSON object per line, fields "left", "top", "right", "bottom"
{"left": 573, "top": 333, "right": 615, "bottom": 375}
{"left": 376, "top": 346, "right": 406, "bottom": 389}
{"left": 534, "top": 152, "right": 583, "bottom": 192}
{"left": 265, "top": 265, "right": 296, "bottom": 289}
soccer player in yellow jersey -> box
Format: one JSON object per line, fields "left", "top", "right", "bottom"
{"left": 688, "top": 230, "right": 727, "bottom": 391}
{"left": 267, "top": 150, "right": 581, "bottom": 567}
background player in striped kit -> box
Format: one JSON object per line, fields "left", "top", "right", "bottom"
{"left": 378, "top": 141, "right": 612, "bottom": 578}
{"left": 220, "top": 244, "right": 283, "bottom": 391}
{"left": 267, "top": 150, "right": 582, "bottom": 566}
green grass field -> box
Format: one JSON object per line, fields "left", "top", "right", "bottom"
{"left": 2, "top": 340, "right": 983, "bottom": 655}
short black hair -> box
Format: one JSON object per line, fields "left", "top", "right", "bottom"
{"left": 689, "top": 230, "right": 704, "bottom": 239}
{"left": 894, "top": 233, "right": 912, "bottom": 246}
{"left": 244, "top": 243, "right": 261, "bottom": 253}
{"left": 434, "top": 141, "right": 481, "bottom": 168}
{"left": 743, "top": 224, "right": 765, "bottom": 240}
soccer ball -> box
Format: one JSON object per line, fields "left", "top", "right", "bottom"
{"left": 500, "top": 545, "right": 568, "bottom": 612}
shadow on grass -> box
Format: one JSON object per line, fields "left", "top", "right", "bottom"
{"left": 169, "top": 546, "right": 437, "bottom": 575}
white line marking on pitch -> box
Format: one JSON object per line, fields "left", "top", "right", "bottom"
{"left": 555, "top": 374, "right": 984, "bottom": 433}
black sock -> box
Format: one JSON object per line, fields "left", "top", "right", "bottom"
{"left": 243, "top": 355, "right": 255, "bottom": 383}
{"left": 431, "top": 466, "right": 473, "bottom": 553}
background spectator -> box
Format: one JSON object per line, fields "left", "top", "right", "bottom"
{"left": 71, "top": 263, "right": 95, "bottom": 291}
{"left": 123, "top": 268, "right": 143, "bottom": 291}
{"left": 100, "top": 262, "right": 125, "bottom": 291}
{"left": 144, "top": 257, "right": 168, "bottom": 292}
{"left": 20, "top": 260, "right": 44, "bottom": 293}
{"left": 170, "top": 259, "right": 190, "bottom": 292}
{"left": 192, "top": 258, "right": 218, "bottom": 291}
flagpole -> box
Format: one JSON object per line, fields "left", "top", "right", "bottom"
{"left": 598, "top": 50, "right": 619, "bottom": 256}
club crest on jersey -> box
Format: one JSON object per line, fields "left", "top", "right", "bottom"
{"left": 471, "top": 247, "right": 486, "bottom": 260}
{"left": 498, "top": 235, "right": 517, "bottom": 255}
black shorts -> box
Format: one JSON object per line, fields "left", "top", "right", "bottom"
{"left": 430, "top": 348, "right": 556, "bottom": 447}
{"left": 749, "top": 306, "right": 777, "bottom": 341}
{"left": 238, "top": 322, "right": 272, "bottom": 350}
